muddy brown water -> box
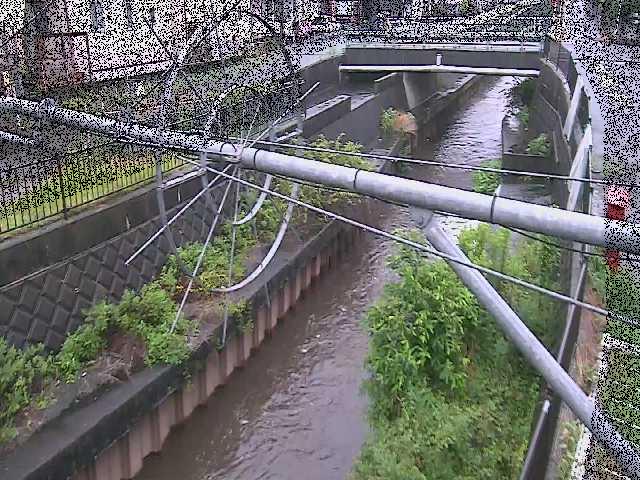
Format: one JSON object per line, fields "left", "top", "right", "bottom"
{"left": 136, "top": 75, "right": 517, "bottom": 480}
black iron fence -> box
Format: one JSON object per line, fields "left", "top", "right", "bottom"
{"left": 0, "top": 143, "right": 184, "bottom": 234}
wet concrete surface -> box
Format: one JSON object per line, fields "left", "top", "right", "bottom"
{"left": 136, "top": 74, "right": 521, "bottom": 480}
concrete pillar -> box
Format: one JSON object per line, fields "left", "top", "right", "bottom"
{"left": 126, "top": 417, "right": 147, "bottom": 478}
{"left": 180, "top": 380, "right": 199, "bottom": 419}
{"left": 196, "top": 367, "right": 207, "bottom": 405}
{"left": 289, "top": 278, "right": 298, "bottom": 308}
{"left": 174, "top": 390, "right": 185, "bottom": 424}
{"left": 157, "top": 394, "right": 177, "bottom": 447}
{"left": 255, "top": 305, "right": 267, "bottom": 345}
{"left": 238, "top": 330, "right": 252, "bottom": 365}
{"left": 304, "top": 263, "right": 312, "bottom": 289}
{"left": 282, "top": 280, "right": 292, "bottom": 315}
{"left": 268, "top": 295, "right": 279, "bottom": 331}
{"left": 294, "top": 268, "right": 303, "bottom": 302}
{"left": 312, "top": 255, "right": 321, "bottom": 278}
{"left": 94, "top": 437, "right": 123, "bottom": 480}
{"left": 205, "top": 351, "right": 221, "bottom": 396}
{"left": 223, "top": 338, "right": 237, "bottom": 379}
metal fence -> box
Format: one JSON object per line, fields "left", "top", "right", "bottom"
{"left": 0, "top": 142, "right": 184, "bottom": 234}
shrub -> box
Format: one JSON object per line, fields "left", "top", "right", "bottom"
{"left": 352, "top": 225, "right": 563, "bottom": 479}
{"left": 365, "top": 255, "right": 482, "bottom": 417}
{"left": 512, "top": 79, "right": 536, "bottom": 107}
{"left": 55, "top": 302, "right": 113, "bottom": 382}
{"left": 0, "top": 339, "right": 54, "bottom": 443}
{"left": 526, "top": 133, "right": 551, "bottom": 158}
{"left": 472, "top": 159, "right": 501, "bottom": 195}
{"left": 380, "top": 108, "right": 398, "bottom": 140}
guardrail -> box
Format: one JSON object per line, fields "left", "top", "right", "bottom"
{"left": 0, "top": 142, "right": 185, "bottom": 235}
{"left": 518, "top": 35, "right": 602, "bottom": 480}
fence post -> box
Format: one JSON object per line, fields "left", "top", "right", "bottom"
{"left": 55, "top": 155, "right": 68, "bottom": 219}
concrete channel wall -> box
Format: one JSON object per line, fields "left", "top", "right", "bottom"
{"left": 0, "top": 48, "right": 486, "bottom": 480}
{"left": 517, "top": 39, "right": 605, "bottom": 480}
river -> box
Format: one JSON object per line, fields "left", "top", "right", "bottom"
{"left": 136, "top": 74, "right": 518, "bottom": 480}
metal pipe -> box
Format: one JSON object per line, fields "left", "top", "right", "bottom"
{"left": 419, "top": 209, "right": 640, "bottom": 480}
{"left": 519, "top": 399, "right": 551, "bottom": 480}
{"left": 235, "top": 145, "right": 637, "bottom": 254}
{"left": 0, "top": 130, "right": 39, "bottom": 146}
{"left": 1, "top": 96, "right": 637, "bottom": 255}
{"left": 338, "top": 64, "right": 540, "bottom": 77}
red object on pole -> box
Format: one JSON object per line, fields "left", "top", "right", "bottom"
{"left": 605, "top": 186, "right": 630, "bottom": 273}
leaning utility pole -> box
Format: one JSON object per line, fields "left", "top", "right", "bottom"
{"left": 418, "top": 208, "right": 640, "bottom": 480}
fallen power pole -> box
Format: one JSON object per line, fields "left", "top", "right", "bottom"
{"left": 0, "top": 96, "right": 635, "bottom": 255}
{"left": 417, "top": 208, "right": 640, "bottom": 480}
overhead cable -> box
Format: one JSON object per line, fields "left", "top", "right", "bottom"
{"left": 229, "top": 137, "right": 637, "bottom": 189}
{"left": 177, "top": 155, "right": 622, "bottom": 321}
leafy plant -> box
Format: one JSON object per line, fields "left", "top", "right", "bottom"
{"left": 511, "top": 79, "right": 536, "bottom": 107}
{"left": 516, "top": 105, "right": 530, "bottom": 129}
{"left": 526, "top": 133, "right": 551, "bottom": 158}
{"left": 352, "top": 225, "right": 563, "bottom": 479}
{"left": 380, "top": 108, "right": 398, "bottom": 140}
{"left": 55, "top": 302, "right": 113, "bottom": 382}
{"left": 472, "top": 159, "right": 501, "bottom": 195}
{"left": 226, "top": 299, "right": 253, "bottom": 333}
{"left": 0, "top": 339, "right": 54, "bottom": 443}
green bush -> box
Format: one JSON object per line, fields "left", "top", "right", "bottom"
{"left": 512, "top": 79, "right": 536, "bottom": 107}
{"left": 352, "top": 225, "right": 563, "bottom": 479}
{"left": 526, "top": 134, "right": 551, "bottom": 158}
{"left": 472, "top": 159, "right": 501, "bottom": 195}
{"left": 380, "top": 108, "right": 398, "bottom": 140}
{"left": 55, "top": 282, "right": 193, "bottom": 382}
{"left": 365, "top": 250, "right": 482, "bottom": 417}
{"left": 0, "top": 339, "right": 54, "bottom": 443}
{"left": 55, "top": 303, "right": 113, "bottom": 382}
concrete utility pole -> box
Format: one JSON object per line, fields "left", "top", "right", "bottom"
{"left": 0, "top": 96, "right": 637, "bottom": 255}
{"left": 417, "top": 208, "right": 640, "bottom": 480}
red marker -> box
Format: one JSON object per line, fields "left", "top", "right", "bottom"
{"left": 605, "top": 186, "right": 630, "bottom": 273}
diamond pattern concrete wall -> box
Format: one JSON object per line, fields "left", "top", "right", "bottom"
{"left": 0, "top": 196, "right": 213, "bottom": 349}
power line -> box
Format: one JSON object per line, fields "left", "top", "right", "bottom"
{"left": 223, "top": 136, "right": 640, "bottom": 189}
{"left": 178, "top": 155, "right": 622, "bottom": 321}
{"left": 268, "top": 170, "right": 633, "bottom": 265}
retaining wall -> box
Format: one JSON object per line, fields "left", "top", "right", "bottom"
{"left": 0, "top": 174, "right": 219, "bottom": 349}
{"left": 517, "top": 40, "right": 605, "bottom": 480}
